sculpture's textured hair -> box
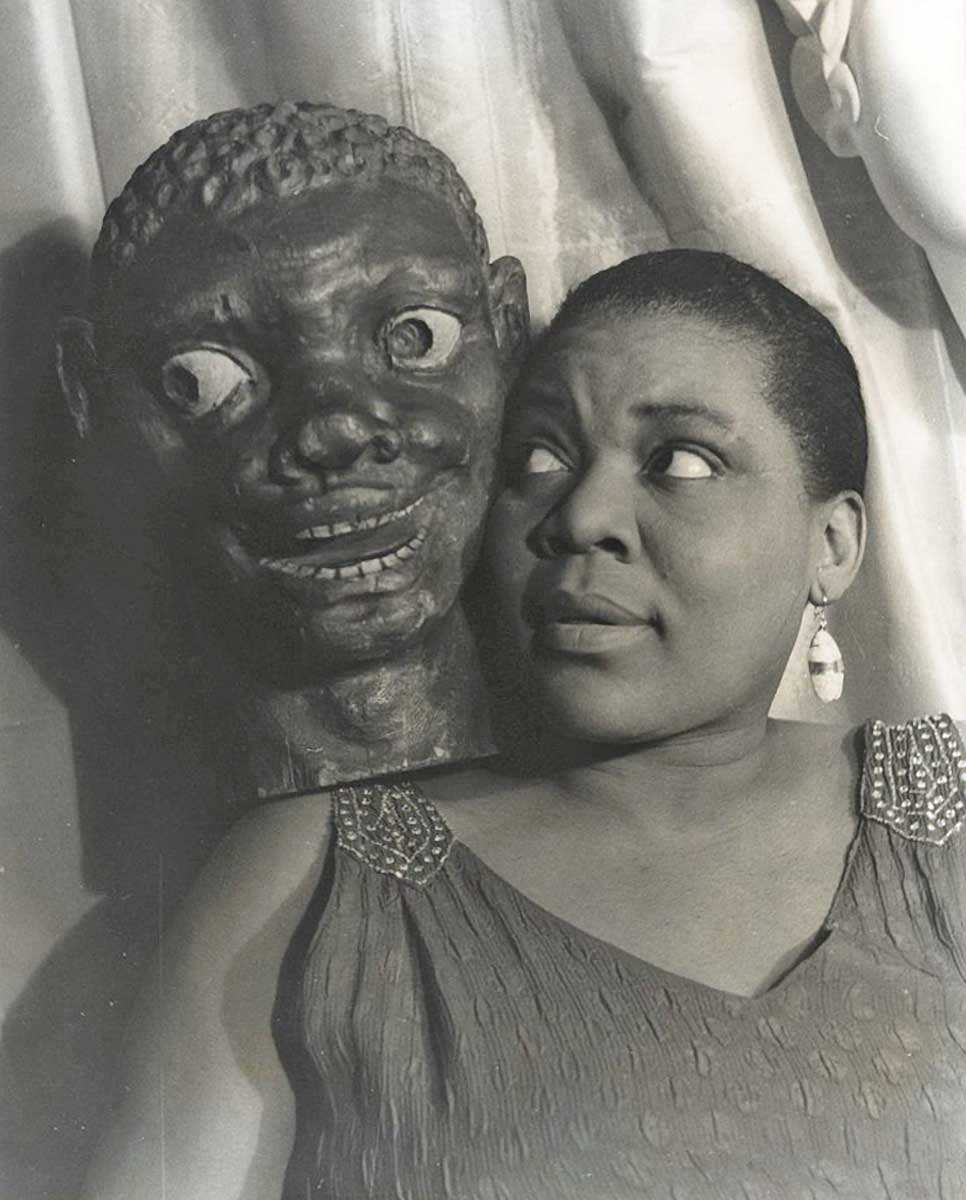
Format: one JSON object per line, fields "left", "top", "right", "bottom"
{"left": 91, "top": 100, "right": 489, "bottom": 297}
{"left": 549, "top": 249, "right": 868, "bottom": 499}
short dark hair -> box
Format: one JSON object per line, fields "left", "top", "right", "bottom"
{"left": 91, "top": 99, "right": 488, "bottom": 300}
{"left": 549, "top": 249, "right": 867, "bottom": 498}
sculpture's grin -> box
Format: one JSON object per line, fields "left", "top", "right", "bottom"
{"left": 260, "top": 528, "right": 428, "bottom": 581}
{"left": 292, "top": 495, "right": 425, "bottom": 543}
{"left": 252, "top": 491, "right": 438, "bottom": 582}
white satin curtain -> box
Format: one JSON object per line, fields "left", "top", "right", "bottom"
{"left": 0, "top": 0, "right": 964, "bottom": 1192}
{"left": 8, "top": 0, "right": 966, "bottom": 712}
{"left": 10, "top": 0, "right": 963, "bottom": 713}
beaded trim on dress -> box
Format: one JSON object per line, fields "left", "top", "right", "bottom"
{"left": 862, "top": 714, "right": 966, "bottom": 846}
{"left": 332, "top": 779, "right": 454, "bottom": 886}
{"left": 330, "top": 717, "right": 966, "bottom": 887}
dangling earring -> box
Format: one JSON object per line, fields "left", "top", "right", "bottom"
{"left": 808, "top": 592, "right": 844, "bottom": 702}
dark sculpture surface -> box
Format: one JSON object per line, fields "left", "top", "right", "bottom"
{"left": 57, "top": 100, "right": 528, "bottom": 797}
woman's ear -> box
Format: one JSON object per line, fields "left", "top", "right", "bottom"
{"left": 55, "top": 316, "right": 97, "bottom": 439}
{"left": 486, "top": 256, "right": 529, "bottom": 370}
{"left": 810, "top": 490, "right": 867, "bottom": 604}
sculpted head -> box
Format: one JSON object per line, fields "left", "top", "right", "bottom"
{"left": 59, "top": 101, "right": 528, "bottom": 691}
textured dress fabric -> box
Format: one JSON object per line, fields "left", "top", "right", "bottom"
{"left": 277, "top": 716, "right": 966, "bottom": 1200}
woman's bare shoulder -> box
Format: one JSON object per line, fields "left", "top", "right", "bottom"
{"left": 80, "top": 792, "right": 333, "bottom": 1200}
{"left": 412, "top": 758, "right": 554, "bottom": 842}
{"left": 772, "top": 711, "right": 966, "bottom": 789}
{"left": 181, "top": 791, "right": 334, "bottom": 936}
{"left": 767, "top": 716, "right": 863, "bottom": 774}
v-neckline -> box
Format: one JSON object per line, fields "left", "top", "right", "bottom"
{"left": 448, "top": 819, "right": 865, "bottom": 1006}
{"left": 434, "top": 727, "right": 873, "bottom": 1006}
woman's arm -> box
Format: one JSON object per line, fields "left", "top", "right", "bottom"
{"left": 81, "top": 796, "right": 332, "bottom": 1200}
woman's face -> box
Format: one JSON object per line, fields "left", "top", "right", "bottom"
{"left": 485, "top": 308, "right": 828, "bottom": 745}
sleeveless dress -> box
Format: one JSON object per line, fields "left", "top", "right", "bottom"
{"left": 276, "top": 715, "right": 966, "bottom": 1200}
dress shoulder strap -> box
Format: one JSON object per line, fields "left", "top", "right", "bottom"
{"left": 331, "top": 779, "right": 454, "bottom": 887}
{"left": 861, "top": 713, "right": 966, "bottom": 845}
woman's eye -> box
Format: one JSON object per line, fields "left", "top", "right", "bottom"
{"left": 521, "top": 446, "right": 570, "bottom": 475}
{"left": 383, "top": 308, "right": 463, "bottom": 370}
{"left": 160, "top": 347, "right": 253, "bottom": 420}
{"left": 650, "top": 447, "right": 714, "bottom": 479}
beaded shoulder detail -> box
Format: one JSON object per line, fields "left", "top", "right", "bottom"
{"left": 332, "top": 780, "right": 454, "bottom": 887}
{"left": 862, "top": 714, "right": 966, "bottom": 846}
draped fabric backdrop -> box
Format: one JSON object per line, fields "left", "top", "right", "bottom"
{"left": 1, "top": 1, "right": 963, "bottom": 1196}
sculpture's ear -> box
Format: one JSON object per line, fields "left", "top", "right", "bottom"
{"left": 486, "top": 256, "right": 529, "bottom": 370}
{"left": 55, "top": 316, "right": 98, "bottom": 438}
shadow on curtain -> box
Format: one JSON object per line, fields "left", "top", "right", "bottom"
{"left": 0, "top": 0, "right": 963, "bottom": 1194}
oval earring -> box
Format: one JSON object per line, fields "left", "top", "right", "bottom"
{"left": 808, "top": 593, "right": 845, "bottom": 703}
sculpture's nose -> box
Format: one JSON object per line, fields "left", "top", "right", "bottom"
{"left": 295, "top": 407, "right": 403, "bottom": 471}
{"left": 269, "top": 372, "right": 406, "bottom": 483}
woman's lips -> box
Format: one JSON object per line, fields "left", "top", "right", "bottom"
{"left": 540, "top": 591, "right": 650, "bottom": 626}
{"left": 530, "top": 589, "right": 655, "bottom": 655}
{"left": 534, "top": 622, "right": 654, "bottom": 654}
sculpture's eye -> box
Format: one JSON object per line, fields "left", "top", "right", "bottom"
{"left": 160, "top": 347, "right": 254, "bottom": 420}
{"left": 522, "top": 446, "right": 570, "bottom": 475}
{"left": 382, "top": 308, "right": 463, "bottom": 371}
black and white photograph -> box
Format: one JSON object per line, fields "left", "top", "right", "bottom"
{"left": 1, "top": 2, "right": 964, "bottom": 1197}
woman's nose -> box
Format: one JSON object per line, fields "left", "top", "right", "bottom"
{"left": 534, "top": 465, "right": 642, "bottom": 561}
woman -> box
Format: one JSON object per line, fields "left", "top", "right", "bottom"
{"left": 85, "top": 252, "right": 966, "bottom": 1200}
{"left": 279, "top": 251, "right": 965, "bottom": 1198}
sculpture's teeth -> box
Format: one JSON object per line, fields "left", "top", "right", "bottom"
{"left": 377, "top": 497, "right": 418, "bottom": 526}
{"left": 293, "top": 497, "right": 424, "bottom": 541}
{"left": 394, "top": 528, "right": 427, "bottom": 562}
{"left": 260, "top": 528, "right": 428, "bottom": 579}
{"left": 264, "top": 558, "right": 301, "bottom": 575}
